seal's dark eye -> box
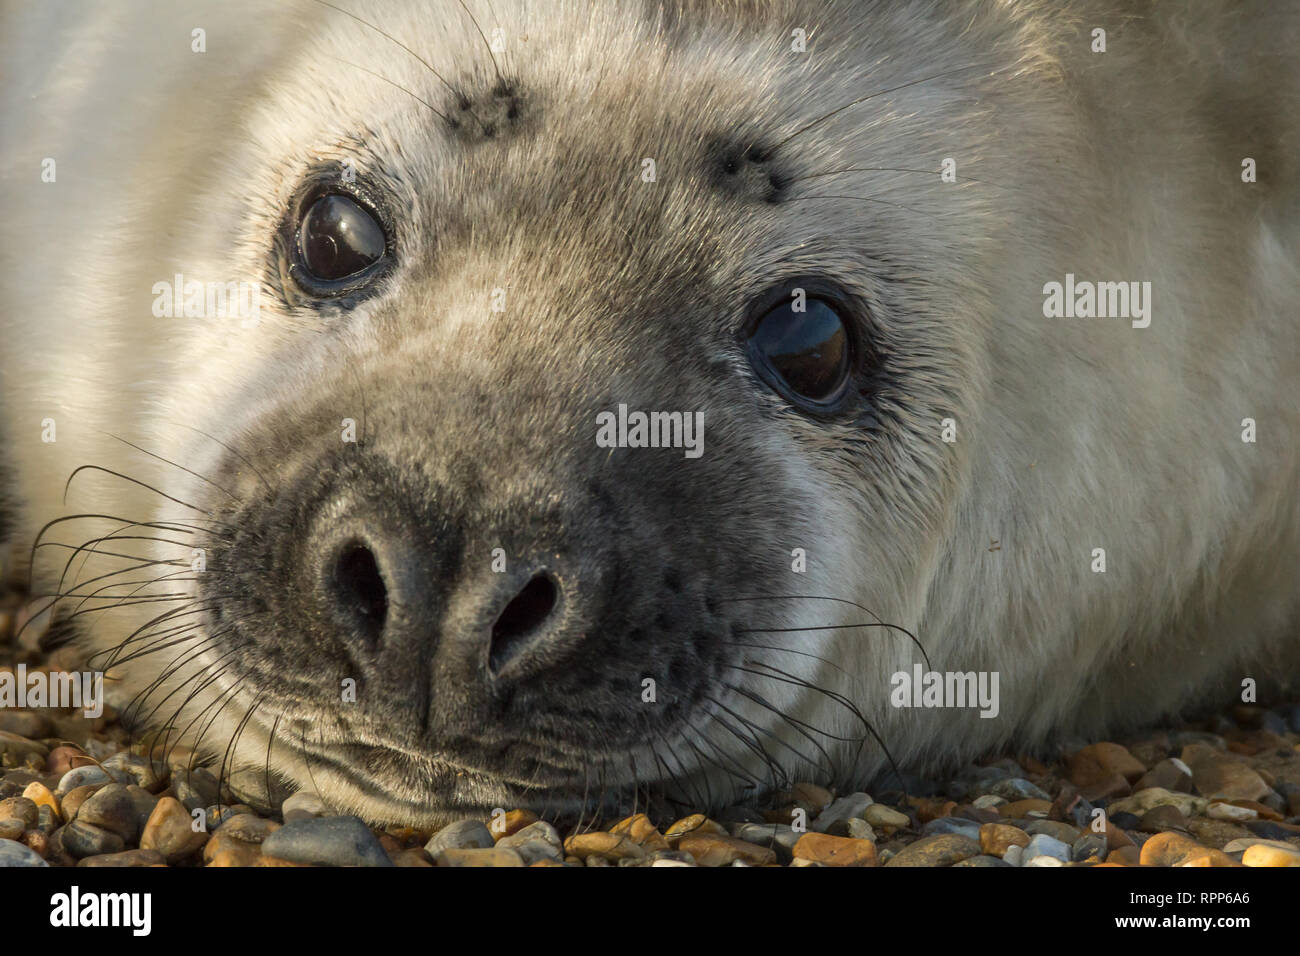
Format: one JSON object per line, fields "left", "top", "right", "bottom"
{"left": 747, "top": 296, "right": 851, "bottom": 407}
{"left": 298, "top": 194, "right": 386, "bottom": 281}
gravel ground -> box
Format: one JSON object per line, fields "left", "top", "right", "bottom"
{"left": 3, "top": 599, "right": 1299, "bottom": 867}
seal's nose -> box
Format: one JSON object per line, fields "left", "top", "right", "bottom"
{"left": 488, "top": 571, "right": 562, "bottom": 677}
{"left": 326, "top": 540, "right": 389, "bottom": 645}
{"left": 313, "top": 507, "right": 569, "bottom": 689}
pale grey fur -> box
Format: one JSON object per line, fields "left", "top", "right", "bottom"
{"left": 1, "top": 0, "right": 1297, "bottom": 823}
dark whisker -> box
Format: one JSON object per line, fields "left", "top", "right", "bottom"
{"left": 100, "top": 432, "right": 241, "bottom": 503}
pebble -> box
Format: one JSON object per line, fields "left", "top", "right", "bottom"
{"left": 845, "top": 818, "right": 876, "bottom": 841}
{"left": 791, "top": 832, "right": 877, "bottom": 866}
{"left": 260, "top": 815, "right": 393, "bottom": 867}
{"left": 45, "top": 746, "right": 91, "bottom": 777}
{"left": 920, "top": 816, "right": 982, "bottom": 840}
{"left": 730, "top": 822, "right": 801, "bottom": 862}
{"left": 663, "top": 814, "right": 727, "bottom": 846}
{"left": 1106, "top": 787, "right": 1207, "bottom": 818}
{"left": 203, "top": 832, "right": 262, "bottom": 867}
{"left": 986, "top": 778, "right": 1050, "bottom": 801}
{"left": 1023, "top": 820, "right": 1081, "bottom": 843}
{"left": 280, "top": 790, "right": 328, "bottom": 822}
{"left": 1206, "top": 801, "right": 1258, "bottom": 822}
{"left": 909, "top": 797, "right": 957, "bottom": 822}
{"left": 789, "top": 782, "right": 834, "bottom": 814}
{"left": 0, "top": 730, "right": 47, "bottom": 763}
{"left": 980, "top": 823, "right": 1030, "bottom": 857}
{"left": 433, "top": 847, "right": 525, "bottom": 867}
{"left": 609, "top": 813, "right": 669, "bottom": 851}
{"left": 222, "top": 767, "right": 293, "bottom": 816}
{"left": 21, "top": 781, "right": 59, "bottom": 819}
{"left": 675, "top": 833, "right": 775, "bottom": 867}
{"left": 1138, "top": 804, "right": 1190, "bottom": 833}
{"left": 811, "top": 792, "right": 873, "bottom": 834}
{"left": 1244, "top": 819, "right": 1300, "bottom": 841}
{"left": 1134, "top": 757, "right": 1194, "bottom": 793}
{"left": 59, "top": 784, "right": 104, "bottom": 821}
{"left": 1189, "top": 756, "right": 1273, "bottom": 802}
{"left": 1067, "top": 742, "right": 1148, "bottom": 786}
{"left": 139, "top": 796, "right": 209, "bottom": 864}
{"left": 1078, "top": 773, "right": 1132, "bottom": 802}
{"left": 954, "top": 854, "right": 1013, "bottom": 867}
{"left": 0, "top": 839, "right": 49, "bottom": 867}
{"left": 505, "top": 837, "right": 563, "bottom": 865}
{"left": 488, "top": 808, "right": 538, "bottom": 839}
{"left": 884, "top": 834, "right": 981, "bottom": 867}
{"left": 77, "top": 849, "right": 165, "bottom": 867}
{"left": 563, "top": 831, "right": 647, "bottom": 862}
{"left": 203, "top": 804, "right": 253, "bottom": 828}
{"left": 0, "top": 711, "right": 52, "bottom": 738}
{"left": 172, "top": 768, "right": 220, "bottom": 812}
{"left": 390, "top": 848, "right": 433, "bottom": 867}
{"left": 1107, "top": 846, "right": 1141, "bottom": 866}
{"left": 0, "top": 818, "right": 26, "bottom": 840}
{"left": 970, "top": 794, "right": 1007, "bottom": 810}
{"left": 55, "top": 766, "right": 122, "bottom": 794}
{"left": 218, "top": 813, "right": 280, "bottom": 843}
{"left": 1138, "top": 831, "right": 1234, "bottom": 867}
{"left": 59, "top": 821, "right": 126, "bottom": 858}
{"left": 1072, "top": 832, "right": 1108, "bottom": 861}
{"left": 862, "top": 804, "right": 910, "bottom": 828}
{"left": 425, "top": 819, "right": 495, "bottom": 854}
{"left": 1024, "top": 854, "right": 1065, "bottom": 866}
{"left": 998, "top": 798, "right": 1053, "bottom": 818}
{"left": 1241, "top": 843, "right": 1300, "bottom": 866}
{"left": 1023, "top": 833, "right": 1071, "bottom": 863}
{"left": 102, "top": 753, "right": 163, "bottom": 792}
{"left": 496, "top": 820, "right": 563, "bottom": 854}
{"left": 0, "top": 795, "right": 39, "bottom": 827}
{"left": 1186, "top": 817, "right": 1251, "bottom": 848}
{"left": 76, "top": 784, "right": 142, "bottom": 842}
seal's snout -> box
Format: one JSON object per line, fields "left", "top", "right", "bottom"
{"left": 303, "top": 479, "right": 570, "bottom": 693}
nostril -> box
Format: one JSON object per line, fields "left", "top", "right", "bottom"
{"left": 490, "top": 573, "right": 559, "bottom": 675}
{"left": 331, "top": 541, "right": 388, "bottom": 642}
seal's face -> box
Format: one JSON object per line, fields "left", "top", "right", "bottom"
{"left": 174, "top": 4, "right": 969, "bottom": 823}
{"left": 34, "top": 1, "right": 1007, "bottom": 823}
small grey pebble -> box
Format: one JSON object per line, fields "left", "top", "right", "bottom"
{"left": 172, "top": 768, "right": 220, "bottom": 812}
{"left": 921, "top": 817, "right": 983, "bottom": 840}
{"left": 60, "top": 820, "right": 126, "bottom": 858}
{"left": 261, "top": 815, "right": 393, "bottom": 867}
{"left": 1022, "top": 833, "right": 1071, "bottom": 863}
{"left": 425, "top": 818, "right": 494, "bottom": 854}
{"left": 281, "top": 790, "right": 328, "bottom": 823}
{"left": 0, "top": 840, "right": 49, "bottom": 867}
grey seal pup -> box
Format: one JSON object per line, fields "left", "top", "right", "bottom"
{"left": 1, "top": 0, "right": 1296, "bottom": 824}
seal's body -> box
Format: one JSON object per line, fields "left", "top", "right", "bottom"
{"left": 2, "top": 1, "right": 1297, "bottom": 823}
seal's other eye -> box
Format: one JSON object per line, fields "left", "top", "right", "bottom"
{"left": 746, "top": 296, "right": 851, "bottom": 408}
{"left": 298, "top": 194, "right": 386, "bottom": 281}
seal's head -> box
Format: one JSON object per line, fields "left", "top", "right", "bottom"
{"left": 29, "top": 0, "right": 1060, "bottom": 824}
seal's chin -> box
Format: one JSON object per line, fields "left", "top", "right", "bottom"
{"left": 277, "top": 737, "right": 635, "bottom": 825}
